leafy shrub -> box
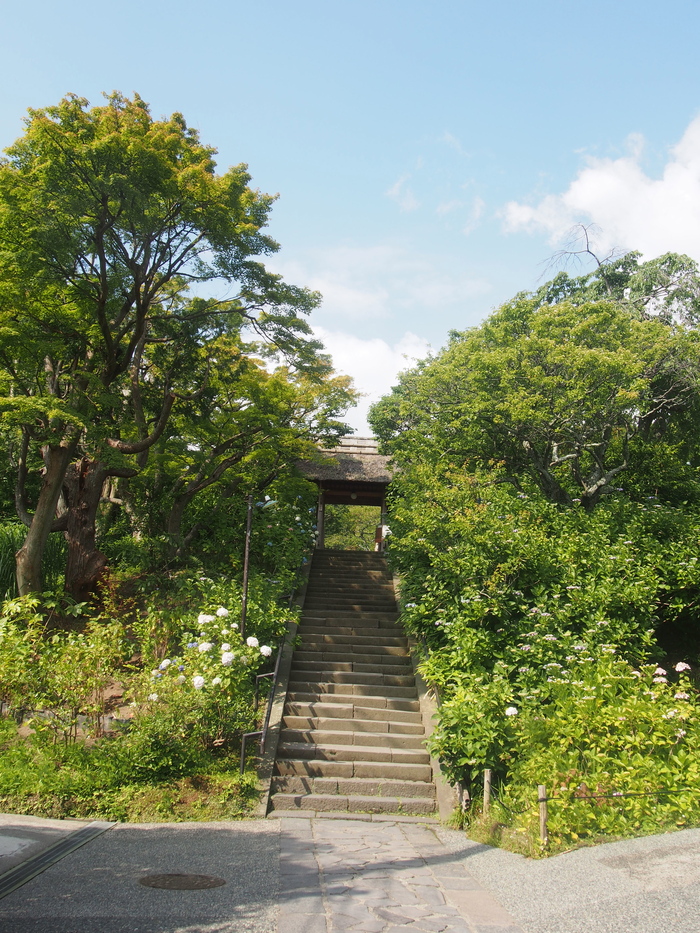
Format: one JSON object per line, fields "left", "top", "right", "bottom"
{"left": 495, "top": 657, "right": 700, "bottom": 848}
{"left": 386, "top": 464, "right": 700, "bottom": 848}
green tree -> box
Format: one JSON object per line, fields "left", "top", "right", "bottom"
{"left": 371, "top": 297, "right": 700, "bottom": 510}
{"left": 0, "top": 93, "right": 325, "bottom": 596}
{"left": 142, "top": 339, "right": 354, "bottom": 553}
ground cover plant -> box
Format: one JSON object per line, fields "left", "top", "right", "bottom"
{"left": 0, "top": 554, "right": 304, "bottom": 820}
{"left": 372, "top": 252, "right": 700, "bottom": 854}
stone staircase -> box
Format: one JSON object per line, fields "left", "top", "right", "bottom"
{"left": 269, "top": 549, "right": 436, "bottom": 816}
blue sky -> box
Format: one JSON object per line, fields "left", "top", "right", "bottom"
{"left": 3, "top": 1, "right": 700, "bottom": 430}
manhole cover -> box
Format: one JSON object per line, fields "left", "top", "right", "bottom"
{"left": 139, "top": 873, "right": 226, "bottom": 890}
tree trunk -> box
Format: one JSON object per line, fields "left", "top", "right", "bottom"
{"left": 16, "top": 443, "right": 76, "bottom": 596}
{"left": 166, "top": 494, "right": 194, "bottom": 556}
{"left": 63, "top": 459, "right": 111, "bottom": 601}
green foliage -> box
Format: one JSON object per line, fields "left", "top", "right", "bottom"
{"left": 0, "top": 91, "right": 353, "bottom": 596}
{"left": 0, "top": 593, "right": 127, "bottom": 741}
{"left": 0, "top": 563, "right": 301, "bottom": 818}
{"left": 494, "top": 657, "right": 700, "bottom": 849}
{"left": 324, "top": 505, "right": 381, "bottom": 551}
{"left": 387, "top": 461, "right": 700, "bottom": 851}
{"left": 372, "top": 296, "right": 700, "bottom": 511}
{"left": 0, "top": 718, "right": 259, "bottom": 821}
{"left": 372, "top": 266, "right": 700, "bottom": 851}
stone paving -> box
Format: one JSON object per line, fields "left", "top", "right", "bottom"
{"left": 278, "top": 816, "right": 524, "bottom": 933}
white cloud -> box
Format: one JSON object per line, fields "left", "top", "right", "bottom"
{"left": 385, "top": 173, "right": 420, "bottom": 212}
{"left": 271, "top": 243, "right": 491, "bottom": 325}
{"left": 502, "top": 115, "right": 700, "bottom": 261}
{"left": 440, "top": 131, "right": 469, "bottom": 157}
{"left": 436, "top": 199, "right": 463, "bottom": 215}
{"left": 314, "top": 327, "right": 431, "bottom": 434}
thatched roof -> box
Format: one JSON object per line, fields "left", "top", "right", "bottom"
{"left": 297, "top": 436, "right": 393, "bottom": 484}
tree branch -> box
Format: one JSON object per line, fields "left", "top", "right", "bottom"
{"left": 106, "top": 391, "right": 175, "bottom": 454}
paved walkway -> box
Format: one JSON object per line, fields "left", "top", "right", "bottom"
{"left": 1, "top": 812, "right": 699, "bottom": 932}
{"left": 279, "top": 816, "right": 520, "bottom": 933}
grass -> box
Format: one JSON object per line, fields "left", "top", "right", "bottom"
{"left": 0, "top": 773, "right": 261, "bottom": 823}
{"left": 0, "top": 718, "right": 261, "bottom": 823}
{"left": 458, "top": 805, "right": 700, "bottom": 859}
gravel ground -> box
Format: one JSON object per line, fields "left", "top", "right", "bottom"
{"left": 435, "top": 825, "right": 700, "bottom": 933}
{"left": 0, "top": 820, "right": 279, "bottom": 933}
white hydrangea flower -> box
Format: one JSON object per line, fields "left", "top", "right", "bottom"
{"left": 198, "top": 642, "right": 213, "bottom": 653}
{"left": 176, "top": 674, "right": 186, "bottom": 684}
{"left": 221, "top": 629, "right": 229, "bottom": 636}
{"left": 159, "top": 659, "right": 172, "bottom": 670}
{"left": 654, "top": 667, "right": 667, "bottom": 676}
{"left": 260, "top": 645, "right": 273, "bottom": 657}
{"left": 246, "top": 636, "right": 259, "bottom": 648}
{"left": 505, "top": 706, "right": 518, "bottom": 716}
{"left": 231, "top": 622, "right": 239, "bottom": 630}
{"left": 147, "top": 693, "right": 159, "bottom": 701}
{"left": 221, "top": 643, "right": 231, "bottom": 652}
{"left": 675, "top": 662, "right": 691, "bottom": 672}
{"left": 216, "top": 607, "right": 229, "bottom": 618}
{"left": 221, "top": 651, "right": 234, "bottom": 666}
{"left": 211, "top": 677, "right": 222, "bottom": 686}
{"left": 193, "top": 675, "right": 205, "bottom": 690}
{"left": 198, "top": 613, "right": 216, "bottom": 625}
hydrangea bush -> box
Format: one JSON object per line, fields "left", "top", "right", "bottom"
{"left": 387, "top": 464, "right": 700, "bottom": 848}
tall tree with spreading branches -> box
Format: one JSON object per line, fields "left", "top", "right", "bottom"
{"left": 0, "top": 93, "right": 328, "bottom": 596}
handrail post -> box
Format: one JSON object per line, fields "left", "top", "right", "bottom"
{"left": 241, "top": 494, "right": 253, "bottom": 640}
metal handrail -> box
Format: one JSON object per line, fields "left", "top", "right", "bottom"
{"left": 239, "top": 557, "right": 308, "bottom": 774}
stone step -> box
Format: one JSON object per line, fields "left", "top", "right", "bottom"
{"left": 280, "top": 728, "right": 426, "bottom": 749}
{"left": 301, "top": 610, "right": 400, "bottom": 622}
{"left": 302, "top": 600, "right": 398, "bottom": 613}
{"left": 274, "top": 757, "right": 433, "bottom": 782}
{"left": 269, "top": 549, "right": 437, "bottom": 819}
{"left": 309, "top": 576, "right": 393, "bottom": 587}
{"left": 284, "top": 701, "right": 423, "bottom": 723}
{"left": 303, "top": 594, "right": 396, "bottom": 606}
{"left": 271, "top": 775, "right": 436, "bottom": 799}
{"left": 289, "top": 669, "right": 416, "bottom": 686}
{"left": 269, "top": 793, "right": 435, "bottom": 815}
{"left": 276, "top": 741, "right": 430, "bottom": 765}
{"left": 283, "top": 715, "right": 425, "bottom": 735}
{"left": 291, "top": 660, "right": 413, "bottom": 677}
{"left": 299, "top": 634, "right": 409, "bottom": 650}
{"left": 305, "top": 580, "right": 395, "bottom": 591}
{"left": 287, "top": 681, "right": 418, "bottom": 699}
{"left": 313, "top": 553, "right": 388, "bottom": 560}
{"left": 293, "top": 650, "right": 413, "bottom": 667}
{"left": 299, "top": 624, "right": 404, "bottom": 640}
{"left": 286, "top": 692, "right": 420, "bottom": 712}
{"left": 307, "top": 584, "right": 394, "bottom": 594}
{"left": 299, "top": 624, "right": 408, "bottom": 653}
